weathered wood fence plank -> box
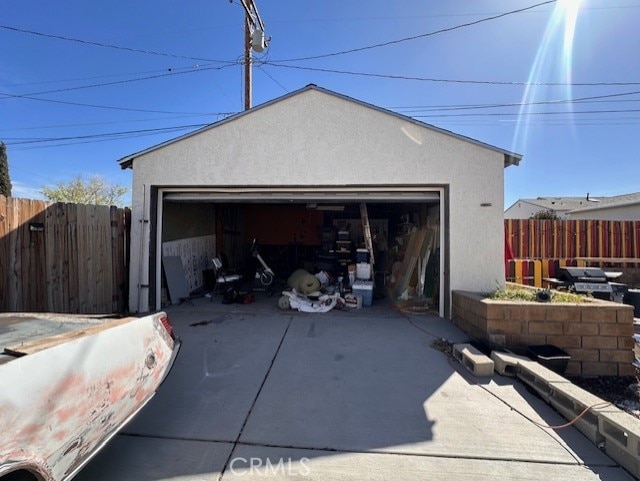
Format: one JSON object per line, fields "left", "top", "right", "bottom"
{"left": 0, "top": 196, "right": 129, "bottom": 313}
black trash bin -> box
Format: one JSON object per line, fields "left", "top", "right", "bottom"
{"left": 625, "top": 289, "right": 640, "bottom": 318}
{"left": 527, "top": 344, "right": 571, "bottom": 375}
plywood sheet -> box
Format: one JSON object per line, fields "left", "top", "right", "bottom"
{"left": 162, "top": 256, "right": 190, "bottom": 304}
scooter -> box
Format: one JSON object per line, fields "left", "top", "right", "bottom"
{"left": 251, "top": 238, "right": 275, "bottom": 288}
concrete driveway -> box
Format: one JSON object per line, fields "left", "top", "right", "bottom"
{"left": 76, "top": 297, "right": 633, "bottom": 480}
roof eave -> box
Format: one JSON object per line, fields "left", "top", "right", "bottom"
{"left": 504, "top": 153, "right": 522, "bottom": 168}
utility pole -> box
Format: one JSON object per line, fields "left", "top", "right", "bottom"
{"left": 234, "top": 0, "right": 268, "bottom": 110}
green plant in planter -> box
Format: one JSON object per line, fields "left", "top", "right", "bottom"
{"left": 489, "top": 287, "right": 589, "bottom": 303}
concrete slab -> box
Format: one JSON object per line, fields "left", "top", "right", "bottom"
{"left": 74, "top": 298, "right": 633, "bottom": 480}
{"left": 238, "top": 314, "right": 602, "bottom": 464}
{"left": 123, "top": 303, "right": 292, "bottom": 441}
{"left": 75, "top": 435, "right": 232, "bottom": 481}
{"left": 222, "top": 444, "right": 633, "bottom": 481}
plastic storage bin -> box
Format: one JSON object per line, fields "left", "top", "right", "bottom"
{"left": 527, "top": 344, "right": 571, "bottom": 375}
{"left": 356, "top": 262, "right": 371, "bottom": 280}
{"left": 352, "top": 280, "right": 373, "bottom": 306}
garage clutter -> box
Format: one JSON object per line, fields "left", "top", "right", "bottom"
{"left": 161, "top": 201, "right": 440, "bottom": 312}
{"left": 278, "top": 264, "right": 373, "bottom": 312}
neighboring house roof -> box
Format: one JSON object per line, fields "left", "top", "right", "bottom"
{"left": 567, "top": 192, "right": 640, "bottom": 214}
{"left": 516, "top": 196, "right": 603, "bottom": 213}
{"left": 505, "top": 192, "right": 640, "bottom": 216}
{"left": 118, "top": 84, "right": 522, "bottom": 170}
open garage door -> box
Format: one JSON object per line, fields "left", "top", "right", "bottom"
{"left": 154, "top": 187, "right": 447, "bottom": 317}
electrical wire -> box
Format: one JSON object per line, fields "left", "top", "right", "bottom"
{"left": 4, "top": 124, "right": 210, "bottom": 146}
{"left": 0, "top": 113, "right": 227, "bottom": 133}
{"left": 0, "top": 63, "right": 236, "bottom": 101}
{"left": 273, "top": 0, "right": 557, "bottom": 62}
{"left": 0, "top": 65, "right": 204, "bottom": 89}
{"left": 0, "top": 23, "right": 231, "bottom": 63}
{"left": 257, "top": 66, "right": 289, "bottom": 93}
{"left": 263, "top": 62, "right": 640, "bottom": 87}
{"left": 390, "top": 90, "right": 640, "bottom": 113}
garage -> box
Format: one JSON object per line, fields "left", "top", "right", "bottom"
{"left": 119, "top": 85, "right": 521, "bottom": 317}
{"left": 157, "top": 187, "right": 444, "bottom": 314}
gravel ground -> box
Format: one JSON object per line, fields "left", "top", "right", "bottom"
{"left": 569, "top": 369, "right": 640, "bottom": 419}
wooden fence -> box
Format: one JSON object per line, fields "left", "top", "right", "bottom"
{"left": 505, "top": 219, "right": 640, "bottom": 260}
{"left": 0, "top": 196, "right": 130, "bottom": 314}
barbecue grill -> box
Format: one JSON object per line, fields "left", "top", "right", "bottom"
{"left": 548, "top": 266, "right": 628, "bottom": 302}
{"left": 556, "top": 267, "right": 612, "bottom": 294}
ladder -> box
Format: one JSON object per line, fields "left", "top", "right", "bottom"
{"left": 359, "top": 203, "right": 375, "bottom": 267}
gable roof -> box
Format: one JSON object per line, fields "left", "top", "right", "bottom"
{"left": 118, "top": 84, "right": 522, "bottom": 170}
{"left": 517, "top": 196, "right": 601, "bottom": 212}
{"left": 567, "top": 192, "right": 640, "bottom": 214}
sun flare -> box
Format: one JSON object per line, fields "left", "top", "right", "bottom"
{"left": 512, "top": 0, "right": 584, "bottom": 151}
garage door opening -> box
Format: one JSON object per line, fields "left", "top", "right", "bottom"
{"left": 155, "top": 188, "right": 446, "bottom": 317}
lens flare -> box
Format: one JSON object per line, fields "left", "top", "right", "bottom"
{"left": 513, "top": 0, "right": 583, "bottom": 151}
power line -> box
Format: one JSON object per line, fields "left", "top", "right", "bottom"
{"left": 0, "top": 90, "right": 216, "bottom": 115}
{"left": 5, "top": 124, "right": 210, "bottom": 146}
{"left": 0, "top": 63, "right": 235, "bottom": 100}
{"left": 273, "top": 0, "right": 557, "bottom": 62}
{"left": 390, "top": 90, "right": 640, "bottom": 113}
{"left": 270, "top": 4, "right": 640, "bottom": 24}
{"left": 0, "top": 64, "right": 208, "bottom": 89}
{"left": 411, "top": 108, "right": 640, "bottom": 119}
{"left": 0, "top": 23, "right": 231, "bottom": 63}
{"left": 0, "top": 113, "right": 227, "bottom": 133}
{"left": 263, "top": 62, "right": 640, "bottom": 87}
{"left": 257, "top": 66, "right": 288, "bottom": 93}
{"left": 7, "top": 104, "right": 640, "bottom": 148}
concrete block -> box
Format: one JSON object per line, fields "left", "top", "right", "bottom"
{"left": 617, "top": 305, "right": 634, "bottom": 323}
{"left": 545, "top": 306, "right": 579, "bottom": 322}
{"left": 582, "top": 361, "right": 618, "bottom": 377}
{"left": 582, "top": 336, "right": 618, "bottom": 349}
{"left": 547, "top": 381, "right": 609, "bottom": 444}
{"left": 618, "top": 363, "right": 637, "bottom": 377}
{"left": 564, "top": 347, "right": 598, "bottom": 362}
{"left": 600, "top": 323, "right": 634, "bottom": 337}
{"left": 582, "top": 307, "right": 617, "bottom": 323}
{"left": 545, "top": 334, "right": 582, "bottom": 348}
{"left": 618, "top": 336, "right": 636, "bottom": 350}
{"left": 564, "top": 322, "right": 598, "bottom": 336}
{"left": 452, "top": 343, "right": 494, "bottom": 377}
{"left": 528, "top": 321, "right": 563, "bottom": 335}
{"left": 599, "top": 409, "right": 640, "bottom": 478}
{"left": 490, "top": 351, "right": 529, "bottom": 377}
{"left": 516, "top": 360, "right": 569, "bottom": 401}
{"left": 600, "top": 349, "right": 634, "bottom": 364}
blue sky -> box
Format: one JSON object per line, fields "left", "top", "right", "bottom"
{"left": 1, "top": 0, "right": 639, "bottom": 207}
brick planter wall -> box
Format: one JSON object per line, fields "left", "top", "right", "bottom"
{"left": 452, "top": 290, "right": 635, "bottom": 377}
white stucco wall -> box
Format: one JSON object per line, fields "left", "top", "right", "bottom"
{"left": 126, "top": 88, "right": 510, "bottom": 313}
{"left": 504, "top": 201, "right": 547, "bottom": 219}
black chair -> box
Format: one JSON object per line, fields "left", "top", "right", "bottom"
{"left": 209, "top": 256, "right": 242, "bottom": 300}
